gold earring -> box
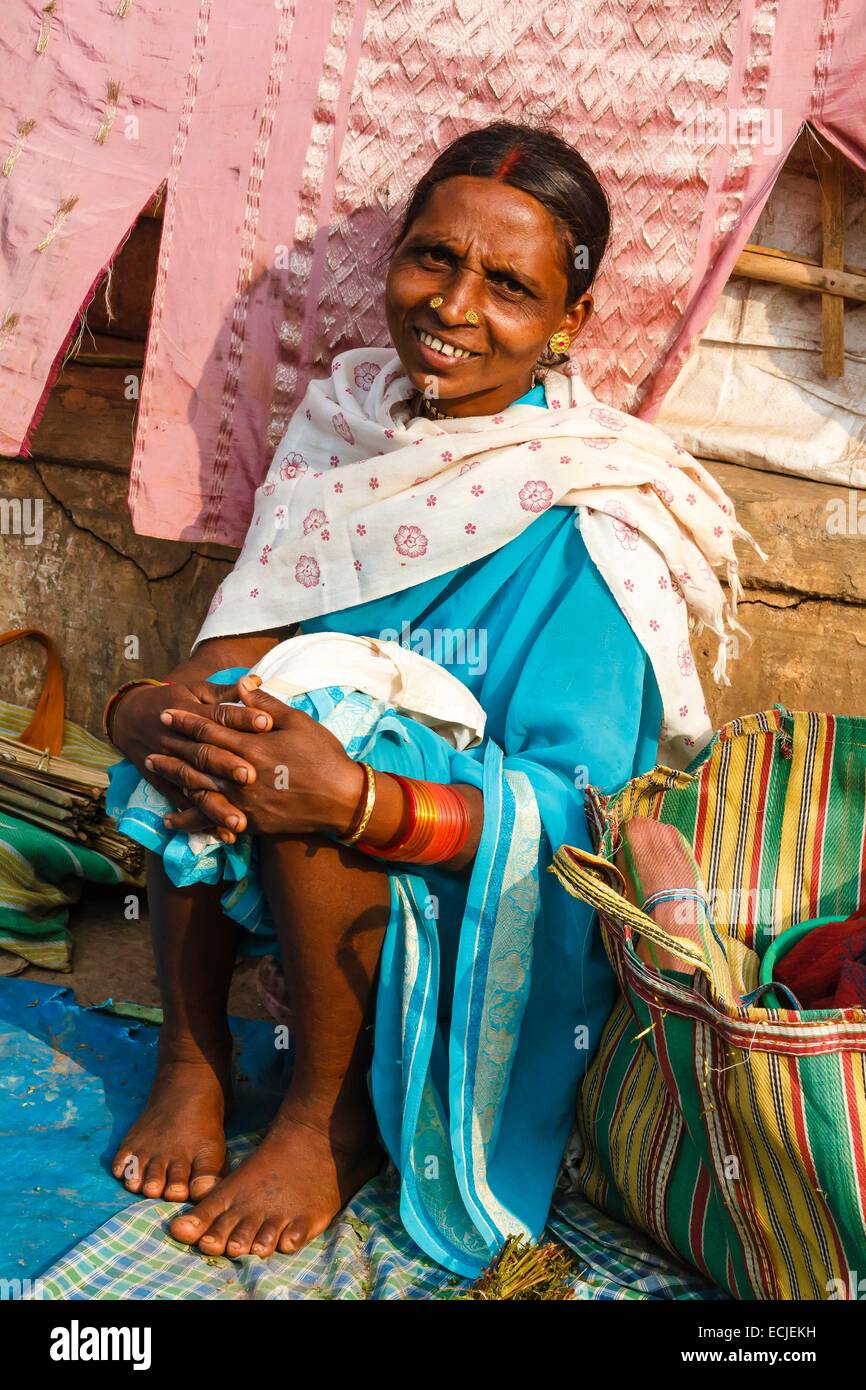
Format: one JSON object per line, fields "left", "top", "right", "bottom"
{"left": 465, "top": 309, "right": 480, "bottom": 326}
{"left": 548, "top": 329, "right": 571, "bottom": 355}
{"left": 429, "top": 296, "right": 444, "bottom": 309}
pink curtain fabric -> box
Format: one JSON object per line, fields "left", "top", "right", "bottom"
{"left": 1, "top": 1, "right": 863, "bottom": 545}
{"left": 0, "top": 0, "right": 201, "bottom": 451}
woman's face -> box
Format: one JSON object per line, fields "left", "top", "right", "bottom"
{"left": 385, "top": 175, "right": 594, "bottom": 416}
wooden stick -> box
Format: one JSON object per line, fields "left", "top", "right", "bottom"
{"left": 819, "top": 141, "right": 846, "bottom": 376}
{"left": 733, "top": 249, "right": 865, "bottom": 305}
{"left": 0, "top": 802, "right": 89, "bottom": 842}
{"left": 0, "top": 785, "right": 77, "bottom": 822}
{"left": 740, "top": 241, "right": 866, "bottom": 279}
{"left": 0, "top": 765, "right": 87, "bottom": 808}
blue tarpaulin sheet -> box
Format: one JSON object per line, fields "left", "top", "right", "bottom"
{"left": 0, "top": 978, "right": 287, "bottom": 1281}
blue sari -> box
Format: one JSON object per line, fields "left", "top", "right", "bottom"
{"left": 108, "top": 383, "right": 662, "bottom": 1276}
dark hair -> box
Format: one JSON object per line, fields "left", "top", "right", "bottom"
{"left": 388, "top": 120, "right": 610, "bottom": 302}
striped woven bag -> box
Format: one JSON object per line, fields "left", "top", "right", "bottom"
{"left": 551, "top": 705, "right": 866, "bottom": 1301}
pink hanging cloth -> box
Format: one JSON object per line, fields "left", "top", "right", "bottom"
{"left": 0, "top": 0, "right": 202, "bottom": 453}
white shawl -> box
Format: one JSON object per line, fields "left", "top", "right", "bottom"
{"left": 194, "top": 348, "right": 765, "bottom": 768}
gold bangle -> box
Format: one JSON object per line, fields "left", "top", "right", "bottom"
{"left": 341, "top": 762, "right": 376, "bottom": 845}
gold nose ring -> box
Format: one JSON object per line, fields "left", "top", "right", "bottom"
{"left": 429, "top": 296, "right": 444, "bottom": 309}
{"left": 465, "top": 309, "right": 480, "bottom": 325}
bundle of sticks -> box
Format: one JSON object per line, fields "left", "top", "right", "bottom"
{"left": 0, "top": 731, "right": 143, "bottom": 876}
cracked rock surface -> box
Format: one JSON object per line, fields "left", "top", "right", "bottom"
{"left": 1, "top": 461, "right": 234, "bottom": 733}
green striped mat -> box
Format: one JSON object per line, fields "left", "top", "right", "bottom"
{"left": 0, "top": 701, "right": 138, "bottom": 969}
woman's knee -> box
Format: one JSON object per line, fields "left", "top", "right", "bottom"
{"left": 257, "top": 831, "right": 331, "bottom": 868}
{"left": 257, "top": 832, "right": 391, "bottom": 905}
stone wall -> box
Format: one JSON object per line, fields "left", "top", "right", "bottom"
{"left": 1, "top": 203, "right": 864, "bottom": 738}
{"left": 1, "top": 460, "right": 233, "bottom": 733}
{"left": 692, "top": 462, "right": 866, "bottom": 726}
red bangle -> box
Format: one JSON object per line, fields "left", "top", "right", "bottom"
{"left": 357, "top": 775, "right": 471, "bottom": 865}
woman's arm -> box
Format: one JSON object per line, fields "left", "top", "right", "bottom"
{"left": 109, "top": 627, "right": 291, "bottom": 826}
{"left": 162, "top": 628, "right": 293, "bottom": 686}
{"left": 149, "top": 687, "right": 484, "bottom": 874}
{"left": 349, "top": 765, "right": 482, "bottom": 872}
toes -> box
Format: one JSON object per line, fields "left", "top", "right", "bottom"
{"left": 188, "top": 1149, "right": 225, "bottom": 1201}
{"left": 164, "top": 1160, "right": 191, "bottom": 1202}
{"left": 170, "top": 1194, "right": 222, "bottom": 1244}
{"left": 278, "top": 1212, "right": 332, "bottom": 1254}
{"left": 111, "top": 1147, "right": 129, "bottom": 1179}
{"left": 114, "top": 1147, "right": 214, "bottom": 1203}
{"left": 250, "top": 1221, "right": 283, "bottom": 1257}
{"left": 112, "top": 1147, "right": 136, "bottom": 1181}
{"left": 117, "top": 1151, "right": 144, "bottom": 1193}
{"left": 142, "top": 1157, "right": 169, "bottom": 1197}
{"left": 197, "top": 1211, "right": 239, "bottom": 1256}
{"left": 277, "top": 1222, "right": 306, "bottom": 1254}
{"left": 225, "top": 1220, "right": 259, "bottom": 1258}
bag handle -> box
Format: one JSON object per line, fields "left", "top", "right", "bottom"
{"left": 0, "top": 628, "right": 66, "bottom": 755}
{"left": 550, "top": 843, "right": 713, "bottom": 982}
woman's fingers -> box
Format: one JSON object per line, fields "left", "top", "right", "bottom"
{"left": 165, "top": 807, "right": 208, "bottom": 831}
{"left": 209, "top": 702, "right": 274, "bottom": 734}
{"left": 144, "top": 752, "right": 225, "bottom": 795}
{"left": 139, "top": 768, "right": 200, "bottom": 814}
{"left": 159, "top": 707, "right": 273, "bottom": 756}
{"left": 160, "top": 730, "right": 256, "bottom": 785}
{"left": 144, "top": 754, "right": 247, "bottom": 831}
{"left": 163, "top": 807, "right": 238, "bottom": 843}
{"left": 242, "top": 688, "right": 302, "bottom": 725}
{"left": 196, "top": 674, "right": 262, "bottom": 705}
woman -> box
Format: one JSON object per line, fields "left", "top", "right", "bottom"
{"left": 106, "top": 121, "right": 757, "bottom": 1277}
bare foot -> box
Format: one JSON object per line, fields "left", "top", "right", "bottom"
{"left": 168, "top": 1097, "right": 382, "bottom": 1257}
{"left": 112, "top": 1030, "right": 232, "bottom": 1203}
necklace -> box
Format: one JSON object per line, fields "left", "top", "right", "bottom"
{"left": 414, "top": 373, "right": 538, "bottom": 423}
{"left": 416, "top": 394, "right": 455, "bottom": 421}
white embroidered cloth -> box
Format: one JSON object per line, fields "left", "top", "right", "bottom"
{"left": 195, "top": 349, "right": 765, "bottom": 767}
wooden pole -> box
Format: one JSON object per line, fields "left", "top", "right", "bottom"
{"left": 733, "top": 249, "right": 866, "bottom": 304}
{"left": 818, "top": 140, "right": 846, "bottom": 376}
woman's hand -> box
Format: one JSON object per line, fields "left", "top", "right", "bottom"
{"left": 144, "top": 688, "right": 366, "bottom": 840}
{"left": 111, "top": 675, "right": 268, "bottom": 842}
{"left": 148, "top": 684, "right": 484, "bottom": 870}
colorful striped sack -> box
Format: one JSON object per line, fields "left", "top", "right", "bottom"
{"left": 551, "top": 706, "right": 866, "bottom": 1301}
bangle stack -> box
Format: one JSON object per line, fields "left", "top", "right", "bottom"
{"left": 348, "top": 769, "right": 471, "bottom": 865}
{"left": 102, "top": 678, "right": 170, "bottom": 743}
